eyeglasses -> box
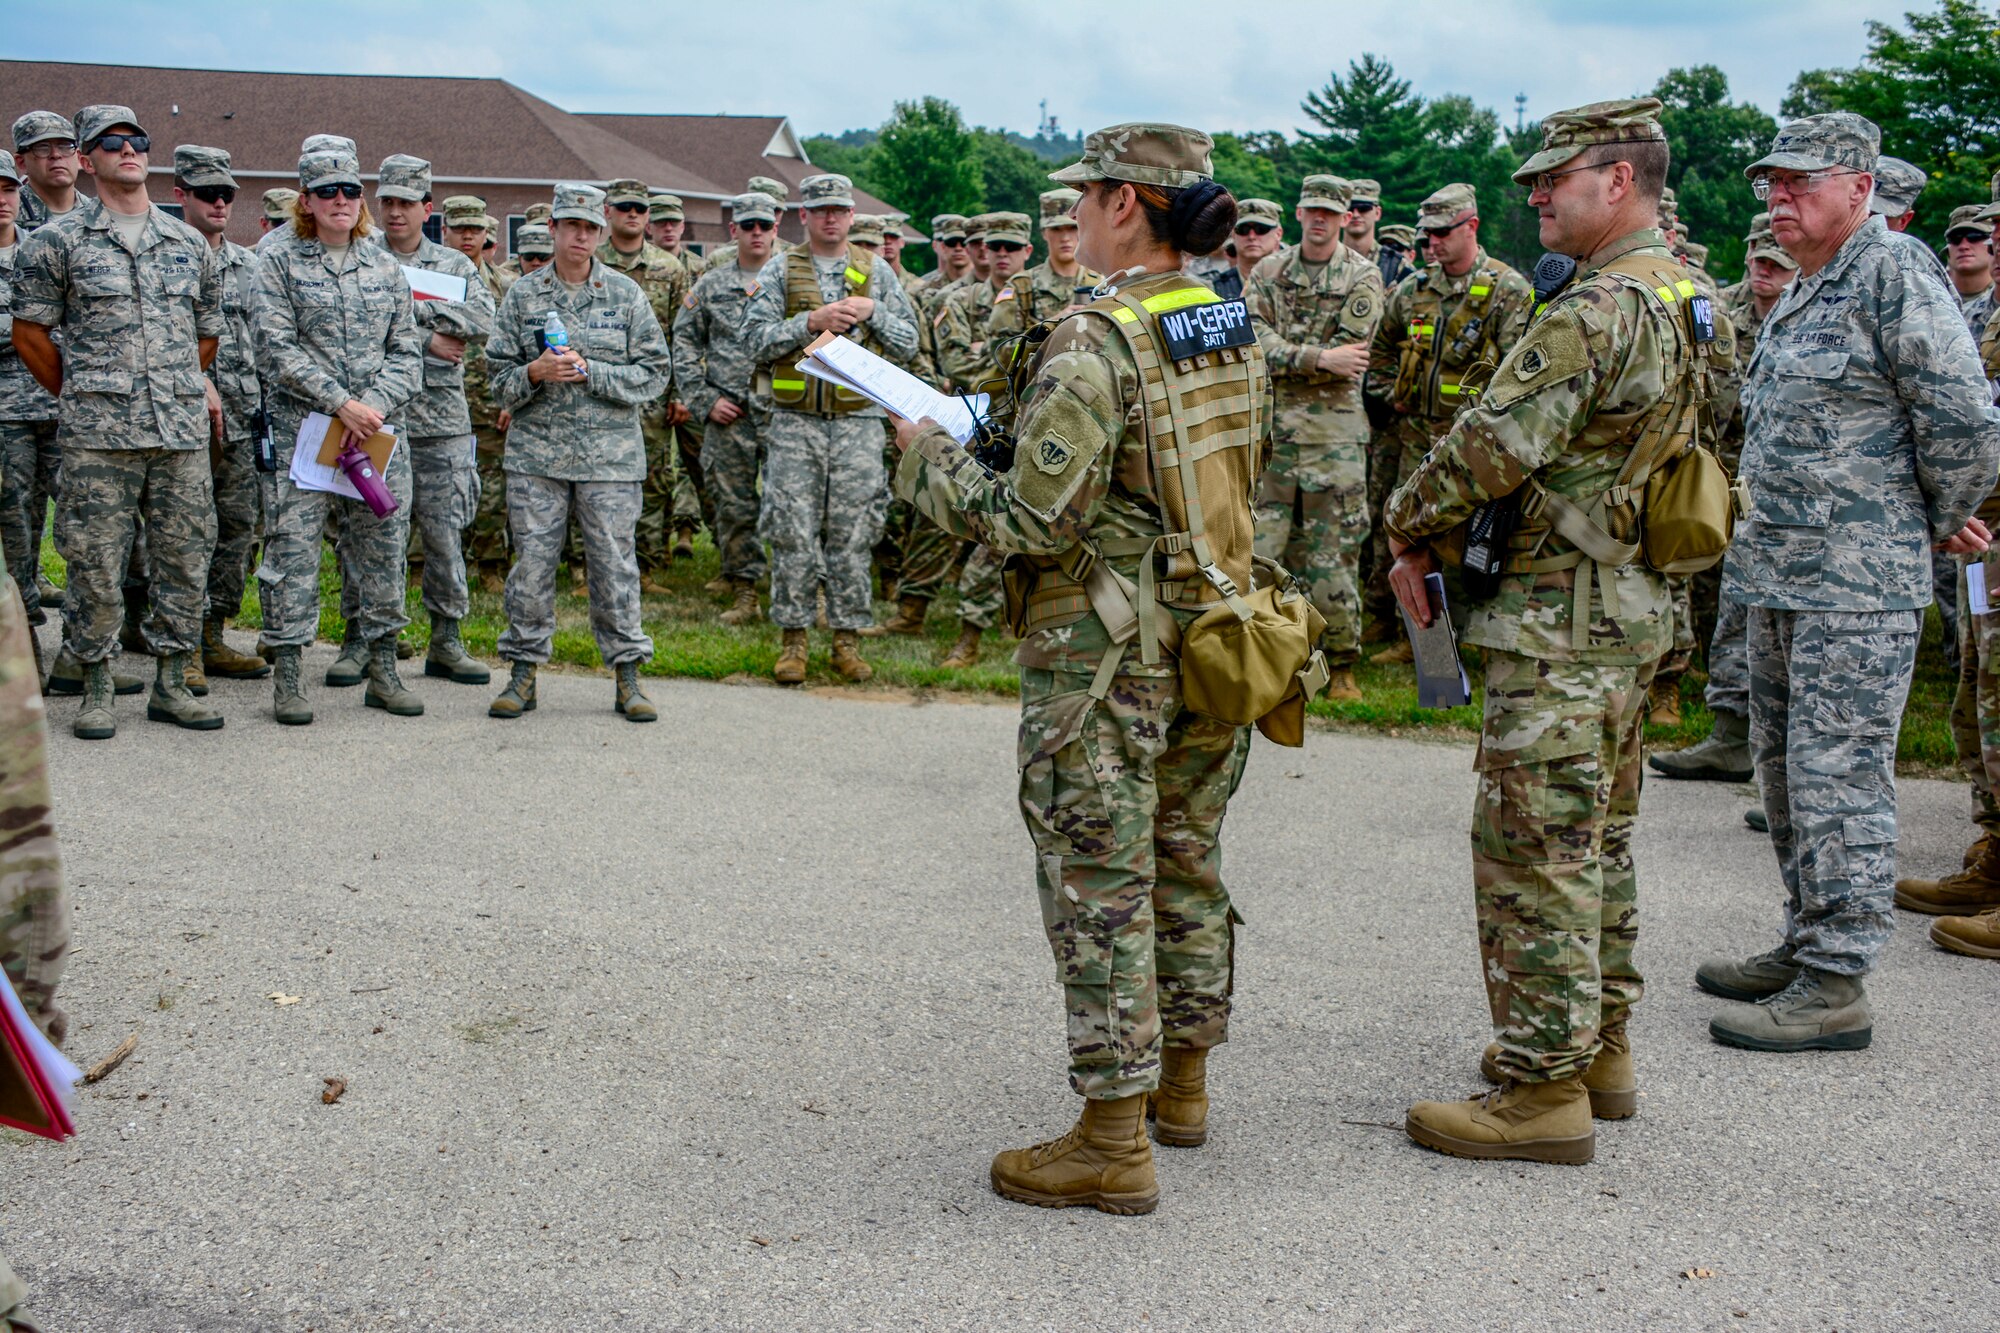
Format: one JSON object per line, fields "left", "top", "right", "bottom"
{"left": 1420, "top": 217, "right": 1473, "bottom": 239}
{"left": 188, "top": 184, "right": 236, "bottom": 204}
{"left": 1349, "top": 201, "right": 1378, "bottom": 214}
{"left": 937, "top": 236, "right": 967, "bottom": 247}
{"left": 609, "top": 201, "right": 649, "bottom": 214}
{"left": 308, "top": 183, "right": 363, "bottom": 200}
{"left": 24, "top": 141, "right": 76, "bottom": 160}
{"left": 1751, "top": 168, "right": 1859, "bottom": 201}
{"left": 736, "top": 218, "right": 776, "bottom": 233}
{"left": 984, "top": 240, "right": 1028, "bottom": 253}
{"left": 1527, "top": 160, "right": 1617, "bottom": 196}
{"left": 1233, "top": 222, "right": 1277, "bottom": 236}
{"left": 88, "top": 133, "right": 149, "bottom": 155}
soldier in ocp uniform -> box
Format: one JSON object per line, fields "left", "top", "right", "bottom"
{"left": 1248, "top": 173, "right": 1385, "bottom": 700}
{"left": 1361, "top": 182, "right": 1532, "bottom": 661}
{"left": 893, "top": 124, "right": 1263, "bottom": 1215}
{"left": 1386, "top": 99, "right": 1702, "bottom": 1164}
{"left": 648, "top": 192, "right": 704, "bottom": 279}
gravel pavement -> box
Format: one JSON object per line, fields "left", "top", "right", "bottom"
{"left": 4, "top": 651, "right": 1996, "bottom": 1332}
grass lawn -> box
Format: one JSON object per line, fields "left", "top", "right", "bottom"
{"left": 38, "top": 533, "right": 1959, "bottom": 775}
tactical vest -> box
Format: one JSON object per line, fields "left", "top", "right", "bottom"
{"left": 762, "top": 243, "right": 880, "bottom": 414}
{"left": 1390, "top": 262, "right": 1509, "bottom": 416}
{"left": 1011, "top": 276, "right": 1269, "bottom": 696}
{"left": 1500, "top": 251, "right": 1723, "bottom": 650}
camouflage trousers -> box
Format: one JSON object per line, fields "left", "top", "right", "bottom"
{"left": 704, "top": 412, "right": 766, "bottom": 585}
{"left": 957, "top": 544, "right": 1006, "bottom": 630}
{"left": 897, "top": 527, "right": 971, "bottom": 602}
{"left": 0, "top": 1252, "right": 30, "bottom": 1331}
{"left": 1255, "top": 458, "right": 1368, "bottom": 668}
{"left": 405, "top": 434, "right": 479, "bottom": 623}
{"left": 1948, "top": 555, "right": 2000, "bottom": 838}
{"left": 1018, "top": 666, "right": 1252, "bottom": 1099}
{"left": 1933, "top": 547, "right": 1963, "bottom": 677}
{"left": 257, "top": 440, "right": 410, "bottom": 648}
{"left": 1703, "top": 593, "right": 1750, "bottom": 719}
{"left": 499, "top": 474, "right": 652, "bottom": 668}
{"left": 58, "top": 449, "right": 213, "bottom": 661}
{"left": 465, "top": 424, "right": 510, "bottom": 575}
{"left": 1362, "top": 415, "right": 1437, "bottom": 623}
{"left": 207, "top": 430, "right": 261, "bottom": 622}
{"left": 1474, "top": 650, "right": 1651, "bottom": 1084}
{"left": 1654, "top": 575, "right": 1697, "bottom": 688}
{"left": 758, "top": 412, "right": 884, "bottom": 631}
{"left": 634, "top": 405, "right": 709, "bottom": 569}
{"left": 1746, "top": 607, "right": 1917, "bottom": 976}
{"left": 0, "top": 420, "right": 59, "bottom": 621}
{"left": 0, "top": 572, "right": 67, "bottom": 1043}
{"left": 676, "top": 421, "right": 714, "bottom": 540}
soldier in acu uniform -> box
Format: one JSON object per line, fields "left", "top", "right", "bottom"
{"left": 0, "top": 151, "right": 62, "bottom": 651}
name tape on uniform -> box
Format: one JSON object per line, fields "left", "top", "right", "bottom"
{"left": 1159, "top": 298, "right": 1254, "bottom": 361}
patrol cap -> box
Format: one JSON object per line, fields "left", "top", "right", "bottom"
{"left": 983, "top": 212, "right": 1032, "bottom": 246}
{"left": 747, "top": 175, "right": 789, "bottom": 202}
{"left": 0, "top": 152, "right": 17, "bottom": 185}
{"left": 1379, "top": 223, "right": 1418, "bottom": 251}
{"left": 1745, "top": 210, "right": 1772, "bottom": 239}
{"left": 262, "top": 187, "right": 298, "bottom": 221}
{"left": 1746, "top": 234, "right": 1799, "bottom": 270}
{"left": 1945, "top": 203, "right": 1993, "bottom": 240}
{"left": 1348, "top": 178, "right": 1382, "bottom": 207}
{"left": 1681, "top": 240, "right": 1709, "bottom": 268}
{"left": 1039, "top": 187, "right": 1081, "bottom": 229}
{"left": 551, "top": 183, "right": 606, "bottom": 225}
{"left": 1235, "top": 197, "right": 1282, "bottom": 226}
{"left": 1513, "top": 97, "right": 1667, "bottom": 184}
{"left": 604, "top": 178, "right": 650, "bottom": 206}
{"left": 1982, "top": 169, "right": 2000, "bottom": 224}
{"left": 482, "top": 214, "right": 500, "bottom": 238}
{"left": 375, "top": 153, "right": 430, "bottom": 202}
{"left": 298, "top": 147, "right": 361, "bottom": 191}
{"left": 300, "top": 134, "right": 356, "bottom": 156}
{"left": 1049, "top": 122, "right": 1214, "bottom": 189}
{"left": 76, "top": 104, "right": 145, "bottom": 148}
{"left": 849, "top": 214, "right": 885, "bottom": 246}
{"left": 1869, "top": 155, "right": 1926, "bottom": 216}
{"left": 648, "top": 193, "right": 684, "bottom": 221}
{"left": 931, "top": 212, "right": 968, "bottom": 241}
{"left": 523, "top": 202, "right": 552, "bottom": 226}
{"left": 963, "top": 214, "right": 993, "bottom": 240}
{"left": 799, "top": 174, "right": 855, "bottom": 209}
{"left": 1744, "top": 111, "right": 1880, "bottom": 179}
{"left": 1298, "top": 174, "right": 1352, "bottom": 212}
{"left": 441, "top": 195, "right": 487, "bottom": 228}
{"left": 730, "top": 192, "right": 778, "bottom": 226}
{"left": 12, "top": 111, "right": 74, "bottom": 153}
{"left": 515, "top": 224, "right": 554, "bottom": 257}
{"left": 173, "top": 144, "right": 235, "bottom": 189}
{"left": 1417, "top": 183, "right": 1476, "bottom": 230}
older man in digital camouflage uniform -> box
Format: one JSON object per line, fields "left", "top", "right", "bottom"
{"left": 486, "top": 184, "right": 671, "bottom": 723}
{"left": 1385, "top": 99, "right": 1697, "bottom": 1164}
{"left": 12, "top": 112, "right": 79, "bottom": 233}
{"left": 1698, "top": 113, "right": 2000, "bottom": 1051}
{"left": 12, "top": 105, "right": 224, "bottom": 740}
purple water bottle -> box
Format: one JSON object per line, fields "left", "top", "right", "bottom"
{"left": 336, "top": 438, "right": 399, "bottom": 518}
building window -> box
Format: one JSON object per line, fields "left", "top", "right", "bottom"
{"left": 158, "top": 203, "right": 184, "bottom": 221}
{"left": 422, "top": 214, "right": 442, "bottom": 244}
{"left": 506, "top": 215, "right": 526, "bottom": 253}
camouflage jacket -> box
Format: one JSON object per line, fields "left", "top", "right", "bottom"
{"left": 487, "top": 259, "right": 672, "bottom": 482}
{"left": 207, "top": 238, "right": 262, "bottom": 440}
{"left": 936, "top": 278, "right": 1003, "bottom": 389}
{"left": 17, "top": 186, "right": 79, "bottom": 234}
{"left": 1963, "top": 286, "right": 1994, "bottom": 347}
{"left": 1716, "top": 295, "right": 1776, "bottom": 471}
{"left": 0, "top": 241, "right": 58, "bottom": 422}
{"left": 1384, "top": 229, "right": 1690, "bottom": 666}
{"left": 743, "top": 250, "right": 919, "bottom": 418}
{"left": 1725, "top": 215, "right": 2000, "bottom": 613}
{"left": 1249, "top": 242, "right": 1386, "bottom": 454}
{"left": 670, "top": 260, "right": 763, "bottom": 422}
{"left": 386, "top": 236, "right": 493, "bottom": 439}
{"left": 986, "top": 261, "right": 1103, "bottom": 342}
{"left": 596, "top": 240, "right": 686, "bottom": 396}
{"left": 13, "top": 200, "right": 223, "bottom": 451}
{"left": 667, "top": 246, "right": 706, "bottom": 281}
{"left": 1364, "top": 247, "right": 1534, "bottom": 423}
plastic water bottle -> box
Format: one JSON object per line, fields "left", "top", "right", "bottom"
{"left": 544, "top": 310, "right": 570, "bottom": 356}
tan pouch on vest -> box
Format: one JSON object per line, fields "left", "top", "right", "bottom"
{"left": 1641, "top": 437, "right": 1736, "bottom": 574}
{"left": 1179, "top": 557, "right": 1329, "bottom": 735}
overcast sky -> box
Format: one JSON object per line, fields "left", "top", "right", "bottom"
{"left": 13, "top": 0, "right": 1890, "bottom": 140}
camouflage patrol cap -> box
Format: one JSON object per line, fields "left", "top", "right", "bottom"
{"left": 173, "top": 144, "right": 235, "bottom": 189}
{"left": 1039, "top": 188, "right": 1081, "bottom": 229}
{"left": 1746, "top": 234, "right": 1799, "bottom": 271}
{"left": 1348, "top": 178, "right": 1382, "bottom": 206}
{"left": 799, "top": 174, "right": 855, "bottom": 209}
{"left": 747, "top": 175, "right": 789, "bottom": 202}
{"left": 523, "top": 202, "right": 552, "bottom": 226}
{"left": 441, "top": 195, "right": 487, "bottom": 229}
{"left": 1945, "top": 203, "right": 1993, "bottom": 239}
{"left": 931, "top": 212, "right": 968, "bottom": 241}
{"left": 1982, "top": 169, "right": 2000, "bottom": 224}
{"left": 375, "top": 154, "right": 430, "bottom": 202}
{"left": 603, "top": 178, "right": 650, "bottom": 206}
{"left": 1049, "top": 122, "right": 1214, "bottom": 189}
{"left": 482, "top": 214, "right": 500, "bottom": 238}
{"left": 300, "top": 134, "right": 356, "bottom": 156}
{"left": 0, "top": 152, "right": 17, "bottom": 185}
{"left": 1681, "top": 240, "right": 1709, "bottom": 268}
{"left": 849, "top": 214, "right": 886, "bottom": 246}
{"left": 1416, "top": 183, "right": 1477, "bottom": 230}
{"left": 1379, "top": 223, "right": 1418, "bottom": 251}
{"left": 1235, "top": 198, "right": 1281, "bottom": 226}
{"left": 515, "top": 224, "right": 554, "bottom": 257}
{"left": 730, "top": 192, "right": 778, "bottom": 226}
{"left": 262, "top": 187, "right": 299, "bottom": 221}
{"left": 1513, "top": 97, "right": 1667, "bottom": 184}
{"left": 983, "top": 212, "right": 1032, "bottom": 246}
{"left": 1746, "top": 210, "right": 1772, "bottom": 238}
{"left": 551, "top": 183, "right": 607, "bottom": 225}
{"left": 647, "top": 193, "right": 684, "bottom": 221}
{"left": 1868, "top": 156, "right": 1926, "bottom": 216}
{"left": 963, "top": 214, "right": 994, "bottom": 240}
{"left": 298, "top": 147, "right": 361, "bottom": 190}
{"left": 1744, "top": 111, "right": 1879, "bottom": 179}
{"left": 12, "top": 111, "right": 74, "bottom": 152}
{"left": 75, "top": 105, "right": 145, "bottom": 148}
{"left": 1299, "top": 175, "right": 1352, "bottom": 212}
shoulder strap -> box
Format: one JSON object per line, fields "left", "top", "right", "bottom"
{"left": 783, "top": 248, "right": 817, "bottom": 318}
{"left": 843, "top": 243, "right": 873, "bottom": 296}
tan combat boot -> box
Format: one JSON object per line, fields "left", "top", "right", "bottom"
{"left": 1405, "top": 1077, "right": 1594, "bottom": 1164}
{"left": 1966, "top": 833, "right": 1994, "bottom": 871}
{"left": 182, "top": 653, "right": 209, "bottom": 697}
{"left": 614, "top": 661, "right": 658, "bottom": 722}
{"left": 1359, "top": 618, "right": 1393, "bottom": 646}
{"left": 1708, "top": 968, "right": 1871, "bottom": 1052}
{"left": 672, "top": 526, "right": 696, "bottom": 561}
{"left": 703, "top": 575, "right": 733, "bottom": 596}
{"left": 990, "top": 1093, "right": 1158, "bottom": 1214}
{"left": 639, "top": 570, "right": 673, "bottom": 597}
{"left": 938, "top": 622, "right": 982, "bottom": 670}
{"left": 1370, "top": 639, "right": 1414, "bottom": 665}
{"left": 862, "top": 594, "right": 931, "bottom": 638}
{"left": 489, "top": 661, "right": 537, "bottom": 719}
{"left": 1930, "top": 907, "right": 2000, "bottom": 959}
{"left": 363, "top": 638, "right": 425, "bottom": 716}
{"left": 1479, "top": 1024, "right": 1636, "bottom": 1120}
{"left": 829, "top": 630, "right": 873, "bottom": 683}
{"left": 1645, "top": 677, "right": 1682, "bottom": 727}
{"left": 202, "top": 614, "right": 270, "bottom": 680}
{"left": 1324, "top": 668, "right": 1363, "bottom": 702}
{"left": 1895, "top": 837, "right": 2000, "bottom": 915}
{"left": 1150, "top": 1046, "right": 1210, "bottom": 1147}
{"left": 717, "top": 583, "right": 762, "bottom": 626}
{"left": 773, "top": 628, "right": 808, "bottom": 685}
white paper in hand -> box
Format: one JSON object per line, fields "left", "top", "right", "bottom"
{"left": 1969, "top": 560, "right": 1991, "bottom": 616}
{"left": 289, "top": 413, "right": 399, "bottom": 502}
{"left": 796, "top": 333, "right": 988, "bottom": 442}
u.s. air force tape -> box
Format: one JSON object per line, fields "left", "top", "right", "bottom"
{"left": 1158, "top": 298, "right": 1255, "bottom": 361}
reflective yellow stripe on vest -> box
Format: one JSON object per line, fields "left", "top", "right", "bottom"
{"left": 1409, "top": 322, "right": 1435, "bottom": 337}
{"left": 1655, "top": 279, "right": 1698, "bottom": 302}
{"left": 1468, "top": 284, "right": 1491, "bottom": 298}
{"left": 845, "top": 266, "right": 869, "bottom": 287}
{"left": 771, "top": 378, "right": 806, "bottom": 392}
{"left": 1110, "top": 284, "right": 1222, "bottom": 322}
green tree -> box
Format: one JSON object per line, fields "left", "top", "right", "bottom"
{"left": 1653, "top": 65, "right": 1779, "bottom": 281}
{"left": 870, "top": 97, "right": 984, "bottom": 230}
{"left": 1210, "top": 132, "right": 1281, "bottom": 207}
{"left": 1783, "top": 0, "right": 2000, "bottom": 251}
{"left": 971, "top": 129, "right": 1055, "bottom": 262}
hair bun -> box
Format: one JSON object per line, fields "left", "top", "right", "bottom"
{"left": 1169, "top": 180, "right": 1237, "bottom": 256}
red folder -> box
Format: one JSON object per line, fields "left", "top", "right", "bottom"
{"left": 0, "top": 970, "right": 76, "bottom": 1142}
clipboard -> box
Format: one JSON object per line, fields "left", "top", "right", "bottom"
{"left": 1398, "top": 572, "right": 1473, "bottom": 709}
{"left": 313, "top": 415, "right": 395, "bottom": 475}
{"left": 0, "top": 970, "right": 78, "bottom": 1142}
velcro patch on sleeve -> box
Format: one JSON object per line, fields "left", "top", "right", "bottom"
{"left": 1012, "top": 382, "right": 1108, "bottom": 523}
{"left": 1484, "top": 307, "right": 1590, "bottom": 410}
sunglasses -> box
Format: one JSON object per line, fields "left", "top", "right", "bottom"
{"left": 1349, "top": 201, "right": 1378, "bottom": 213}
{"left": 1947, "top": 229, "right": 1993, "bottom": 245}
{"left": 985, "top": 240, "right": 1028, "bottom": 253}
{"left": 937, "top": 236, "right": 967, "bottom": 247}
{"left": 1233, "top": 221, "right": 1277, "bottom": 236}
{"left": 736, "top": 218, "right": 775, "bottom": 233}
{"left": 188, "top": 184, "right": 236, "bottom": 205}
{"left": 89, "top": 133, "right": 149, "bottom": 155}
{"left": 309, "top": 183, "right": 363, "bottom": 200}
{"left": 609, "top": 201, "right": 650, "bottom": 214}
{"left": 1421, "top": 217, "right": 1472, "bottom": 239}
